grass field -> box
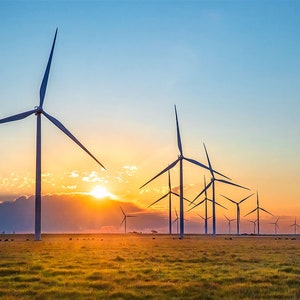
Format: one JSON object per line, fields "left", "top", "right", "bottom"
{"left": 0, "top": 234, "right": 299, "bottom": 299}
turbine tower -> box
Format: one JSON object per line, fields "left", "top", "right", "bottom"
{"left": 289, "top": 217, "right": 300, "bottom": 235}
{"left": 220, "top": 193, "right": 254, "bottom": 235}
{"left": 248, "top": 219, "right": 257, "bottom": 234}
{"left": 147, "top": 170, "right": 190, "bottom": 235}
{"left": 244, "top": 192, "right": 272, "bottom": 235}
{"left": 224, "top": 215, "right": 235, "bottom": 235}
{"left": 190, "top": 143, "right": 248, "bottom": 236}
{"left": 140, "top": 106, "right": 222, "bottom": 239}
{"left": 0, "top": 29, "right": 105, "bottom": 241}
{"left": 270, "top": 217, "right": 279, "bottom": 235}
{"left": 120, "top": 207, "right": 136, "bottom": 234}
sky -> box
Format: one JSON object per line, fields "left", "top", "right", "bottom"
{"left": 0, "top": 0, "right": 299, "bottom": 234}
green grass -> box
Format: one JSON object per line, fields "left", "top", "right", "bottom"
{"left": 0, "top": 234, "right": 299, "bottom": 299}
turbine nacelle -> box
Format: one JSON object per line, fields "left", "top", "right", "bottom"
{"left": 34, "top": 106, "right": 43, "bottom": 115}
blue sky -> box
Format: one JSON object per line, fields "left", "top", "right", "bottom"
{"left": 0, "top": 1, "right": 300, "bottom": 233}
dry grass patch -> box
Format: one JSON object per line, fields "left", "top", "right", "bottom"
{"left": 0, "top": 234, "right": 299, "bottom": 299}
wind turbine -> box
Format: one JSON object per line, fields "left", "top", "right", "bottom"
{"left": 147, "top": 170, "right": 190, "bottom": 235}
{"left": 244, "top": 192, "right": 273, "bottom": 235}
{"left": 140, "top": 106, "right": 223, "bottom": 239}
{"left": 190, "top": 143, "right": 249, "bottom": 236}
{"left": 120, "top": 207, "right": 136, "bottom": 234}
{"left": 224, "top": 215, "right": 235, "bottom": 235}
{"left": 220, "top": 193, "right": 254, "bottom": 235}
{"left": 188, "top": 175, "right": 227, "bottom": 235}
{"left": 173, "top": 209, "right": 179, "bottom": 235}
{"left": 192, "top": 176, "right": 210, "bottom": 235}
{"left": 0, "top": 29, "right": 105, "bottom": 241}
{"left": 198, "top": 214, "right": 211, "bottom": 234}
{"left": 270, "top": 217, "right": 280, "bottom": 235}
{"left": 248, "top": 219, "right": 257, "bottom": 234}
{"left": 289, "top": 217, "right": 300, "bottom": 235}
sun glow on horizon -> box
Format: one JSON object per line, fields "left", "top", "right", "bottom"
{"left": 90, "top": 185, "right": 116, "bottom": 200}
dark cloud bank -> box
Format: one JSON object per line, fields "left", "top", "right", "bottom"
{"left": 0, "top": 194, "right": 201, "bottom": 234}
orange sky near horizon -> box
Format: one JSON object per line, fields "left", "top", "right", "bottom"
{"left": 1, "top": 2, "right": 300, "bottom": 234}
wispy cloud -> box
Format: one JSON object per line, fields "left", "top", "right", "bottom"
{"left": 115, "top": 165, "right": 138, "bottom": 183}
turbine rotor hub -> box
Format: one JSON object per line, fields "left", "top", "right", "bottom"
{"left": 35, "top": 106, "right": 43, "bottom": 115}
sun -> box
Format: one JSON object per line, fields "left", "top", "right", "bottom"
{"left": 90, "top": 185, "right": 113, "bottom": 199}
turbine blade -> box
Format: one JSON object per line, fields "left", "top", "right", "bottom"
{"left": 40, "top": 28, "right": 58, "bottom": 108}
{"left": 239, "top": 193, "right": 255, "bottom": 204}
{"left": 216, "top": 179, "right": 249, "bottom": 190}
{"left": 203, "top": 143, "right": 231, "bottom": 180}
{"left": 190, "top": 181, "right": 213, "bottom": 205}
{"left": 43, "top": 111, "right": 106, "bottom": 170}
{"left": 184, "top": 157, "right": 209, "bottom": 171}
{"left": 244, "top": 208, "right": 257, "bottom": 217}
{"left": 198, "top": 214, "right": 205, "bottom": 220}
{"left": 187, "top": 201, "right": 203, "bottom": 212}
{"left": 260, "top": 207, "right": 273, "bottom": 216}
{"left": 187, "top": 197, "right": 213, "bottom": 212}
{"left": 120, "top": 217, "right": 125, "bottom": 226}
{"left": 168, "top": 170, "right": 171, "bottom": 190}
{"left": 148, "top": 193, "right": 168, "bottom": 207}
{"left": 220, "top": 194, "right": 237, "bottom": 204}
{"left": 203, "top": 176, "right": 208, "bottom": 198}
{"left": 139, "top": 159, "right": 179, "bottom": 189}
{"left": 120, "top": 206, "right": 125, "bottom": 216}
{"left": 215, "top": 201, "right": 228, "bottom": 210}
{"left": 174, "top": 105, "right": 183, "bottom": 155}
{"left": 0, "top": 109, "right": 36, "bottom": 124}
{"left": 171, "top": 192, "right": 191, "bottom": 203}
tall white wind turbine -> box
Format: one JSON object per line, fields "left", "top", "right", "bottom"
{"left": 140, "top": 106, "right": 223, "bottom": 239}
{"left": 190, "top": 143, "right": 249, "bottom": 236}
{"left": 0, "top": 29, "right": 106, "bottom": 241}
{"left": 244, "top": 192, "right": 272, "bottom": 235}
{"left": 220, "top": 193, "right": 254, "bottom": 235}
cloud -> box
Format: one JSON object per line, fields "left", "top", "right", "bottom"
{"left": 0, "top": 194, "right": 170, "bottom": 234}
{"left": 82, "top": 171, "right": 107, "bottom": 183}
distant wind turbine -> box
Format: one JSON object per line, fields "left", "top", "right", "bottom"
{"left": 289, "top": 217, "right": 300, "bottom": 235}
{"left": 140, "top": 106, "right": 222, "bottom": 239}
{"left": 0, "top": 29, "right": 106, "bottom": 241}
{"left": 190, "top": 143, "right": 249, "bottom": 236}
{"left": 147, "top": 170, "right": 190, "bottom": 235}
{"left": 270, "top": 217, "right": 280, "bottom": 235}
{"left": 220, "top": 193, "right": 254, "bottom": 235}
{"left": 173, "top": 209, "right": 179, "bottom": 235}
{"left": 120, "top": 207, "right": 136, "bottom": 234}
{"left": 188, "top": 176, "right": 227, "bottom": 235}
{"left": 248, "top": 219, "right": 257, "bottom": 234}
{"left": 224, "top": 215, "right": 235, "bottom": 235}
{"left": 244, "top": 192, "right": 273, "bottom": 235}
{"left": 189, "top": 176, "right": 210, "bottom": 235}
{"left": 198, "top": 214, "right": 211, "bottom": 234}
